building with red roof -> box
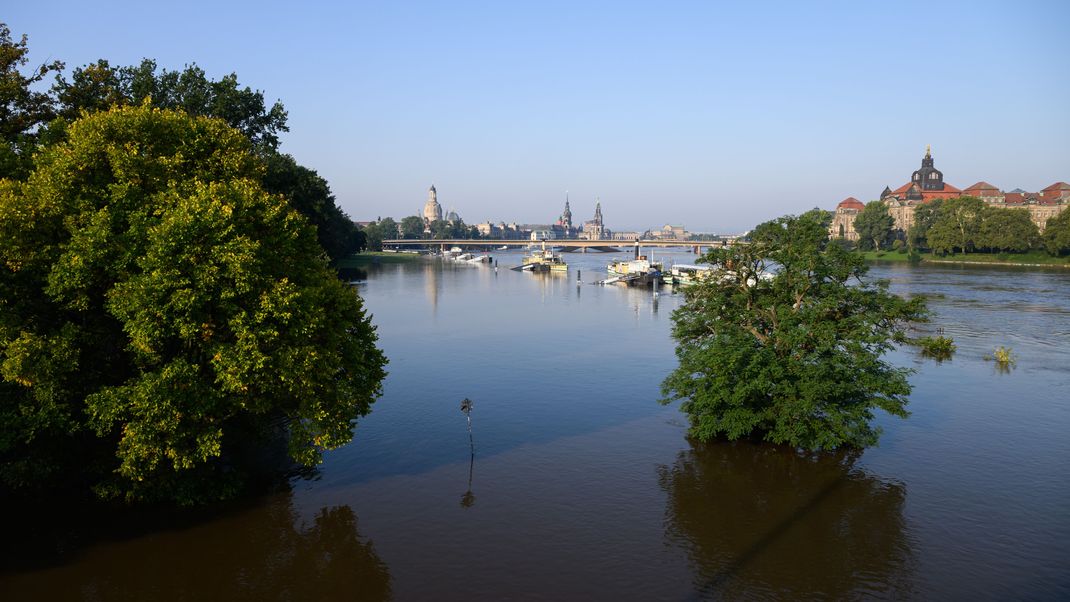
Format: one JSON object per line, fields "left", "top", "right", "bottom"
{"left": 829, "top": 147, "right": 1068, "bottom": 239}
{"left": 830, "top": 197, "right": 865, "bottom": 241}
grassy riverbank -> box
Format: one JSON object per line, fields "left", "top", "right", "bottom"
{"left": 857, "top": 249, "right": 1070, "bottom": 267}
{"left": 337, "top": 252, "right": 423, "bottom": 267}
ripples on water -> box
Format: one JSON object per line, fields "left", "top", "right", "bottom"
{"left": 2, "top": 253, "right": 1068, "bottom": 600}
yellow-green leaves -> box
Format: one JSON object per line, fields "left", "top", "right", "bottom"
{"left": 1, "top": 104, "right": 386, "bottom": 504}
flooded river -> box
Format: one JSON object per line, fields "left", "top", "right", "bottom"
{"left": 2, "top": 251, "right": 1068, "bottom": 599}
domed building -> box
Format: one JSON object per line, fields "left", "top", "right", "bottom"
{"left": 423, "top": 185, "right": 442, "bottom": 225}
{"left": 829, "top": 197, "right": 865, "bottom": 241}
{"left": 829, "top": 147, "right": 1068, "bottom": 240}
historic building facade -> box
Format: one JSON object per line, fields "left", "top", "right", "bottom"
{"left": 581, "top": 201, "right": 607, "bottom": 239}
{"left": 830, "top": 148, "right": 1068, "bottom": 239}
{"left": 830, "top": 197, "right": 864, "bottom": 241}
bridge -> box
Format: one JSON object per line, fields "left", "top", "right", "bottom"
{"left": 381, "top": 239, "right": 734, "bottom": 253}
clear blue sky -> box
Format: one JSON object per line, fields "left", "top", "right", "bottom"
{"left": 8, "top": 1, "right": 1070, "bottom": 232}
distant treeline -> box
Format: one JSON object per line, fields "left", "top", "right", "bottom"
{"left": 843, "top": 197, "right": 1070, "bottom": 256}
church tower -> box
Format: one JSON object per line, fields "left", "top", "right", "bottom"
{"left": 561, "top": 196, "right": 573, "bottom": 230}
{"left": 593, "top": 200, "right": 603, "bottom": 227}
{"left": 422, "top": 184, "right": 442, "bottom": 224}
{"left": 911, "top": 145, "right": 945, "bottom": 191}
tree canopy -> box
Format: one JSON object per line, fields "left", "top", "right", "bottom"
{"left": 52, "top": 58, "right": 288, "bottom": 151}
{"left": 852, "top": 201, "right": 894, "bottom": 250}
{"left": 400, "top": 215, "right": 425, "bottom": 239}
{"left": 0, "top": 30, "right": 363, "bottom": 264}
{"left": 1042, "top": 209, "right": 1070, "bottom": 256}
{"left": 0, "top": 24, "right": 64, "bottom": 179}
{"left": 978, "top": 207, "right": 1038, "bottom": 253}
{"left": 924, "top": 196, "right": 985, "bottom": 254}
{"left": 661, "top": 210, "right": 927, "bottom": 450}
{"left": 0, "top": 105, "right": 386, "bottom": 503}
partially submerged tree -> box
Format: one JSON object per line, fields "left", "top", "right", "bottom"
{"left": 260, "top": 152, "right": 365, "bottom": 260}
{"left": 51, "top": 58, "right": 363, "bottom": 263}
{"left": 0, "top": 105, "right": 387, "bottom": 503}
{"left": 661, "top": 210, "right": 927, "bottom": 450}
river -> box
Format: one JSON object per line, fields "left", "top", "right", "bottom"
{"left": 2, "top": 250, "right": 1068, "bottom": 600}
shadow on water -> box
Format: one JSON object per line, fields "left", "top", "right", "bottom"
{"left": 658, "top": 439, "right": 914, "bottom": 599}
{"left": 0, "top": 490, "right": 392, "bottom": 601}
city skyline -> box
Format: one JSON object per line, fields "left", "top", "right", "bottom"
{"left": 7, "top": 1, "right": 1069, "bottom": 232}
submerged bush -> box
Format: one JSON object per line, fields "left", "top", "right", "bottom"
{"left": 915, "top": 336, "right": 956, "bottom": 360}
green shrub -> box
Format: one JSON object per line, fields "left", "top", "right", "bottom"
{"left": 915, "top": 335, "right": 956, "bottom": 360}
{"left": 987, "top": 346, "right": 1016, "bottom": 365}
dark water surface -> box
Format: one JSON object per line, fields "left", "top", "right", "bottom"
{"left": 3, "top": 252, "right": 1069, "bottom": 600}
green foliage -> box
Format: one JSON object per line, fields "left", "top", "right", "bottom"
{"left": 853, "top": 201, "right": 894, "bottom": 251}
{"left": 361, "top": 222, "right": 384, "bottom": 252}
{"left": 428, "top": 218, "right": 477, "bottom": 239}
{"left": 53, "top": 59, "right": 288, "bottom": 151}
{"left": 0, "top": 23, "right": 65, "bottom": 179}
{"left": 0, "top": 105, "right": 386, "bottom": 504}
{"left": 915, "top": 335, "right": 956, "bottom": 360}
{"left": 915, "top": 197, "right": 1039, "bottom": 255}
{"left": 926, "top": 196, "right": 986, "bottom": 254}
{"left": 46, "top": 57, "right": 369, "bottom": 264}
{"left": 978, "top": 207, "right": 1038, "bottom": 253}
{"left": 986, "top": 346, "right": 1016, "bottom": 366}
{"left": 399, "top": 215, "right": 425, "bottom": 239}
{"left": 891, "top": 239, "right": 905, "bottom": 252}
{"left": 661, "top": 210, "right": 927, "bottom": 450}
{"left": 1043, "top": 209, "right": 1070, "bottom": 256}
{"left": 361, "top": 217, "right": 398, "bottom": 251}
{"left": 260, "top": 153, "right": 364, "bottom": 262}
{"left": 907, "top": 198, "right": 943, "bottom": 251}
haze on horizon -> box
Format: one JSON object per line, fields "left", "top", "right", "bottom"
{"left": 8, "top": 1, "right": 1069, "bottom": 233}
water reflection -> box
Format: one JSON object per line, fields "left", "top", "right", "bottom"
{"left": 659, "top": 439, "right": 914, "bottom": 599}
{"left": 460, "top": 452, "right": 476, "bottom": 509}
{"left": 0, "top": 493, "right": 391, "bottom": 601}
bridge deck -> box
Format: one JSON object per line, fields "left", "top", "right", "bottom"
{"left": 381, "top": 239, "right": 731, "bottom": 249}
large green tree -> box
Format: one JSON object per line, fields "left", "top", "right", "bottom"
{"left": 0, "top": 105, "right": 386, "bottom": 503}
{"left": 926, "top": 196, "right": 985, "bottom": 254}
{"left": 49, "top": 58, "right": 366, "bottom": 262}
{"left": 977, "top": 207, "right": 1038, "bottom": 252}
{"left": 906, "top": 198, "right": 944, "bottom": 251}
{"left": 852, "top": 201, "right": 895, "bottom": 250}
{"left": 661, "top": 210, "right": 927, "bottom": 450}
{"left": 53, "top": 59, "right": 288, "bottom": 151}
{"left": 400, "top": 215, "right": 425, "bottom": 239}
{"left": 0, "top": 23, "right": 64, "bottom": 179}
{"left": 1042, "top": 209, "right": 1070, "bottom": 256}
{"left": 260, "top": 152, "right": 365, "bottom": 260}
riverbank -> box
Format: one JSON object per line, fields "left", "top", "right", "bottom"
{"left": 857, "top": 250, "right": 1070, "bottom": 268}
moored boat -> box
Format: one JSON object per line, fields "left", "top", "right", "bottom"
{"left": 604, "top": 242, "right": 663, "bottom": 285}
{"left": 517, "top": 242, "right": 567, "bottom": 272}
{"left": 665, "top": 264, "right": 712, "bottom": 286}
